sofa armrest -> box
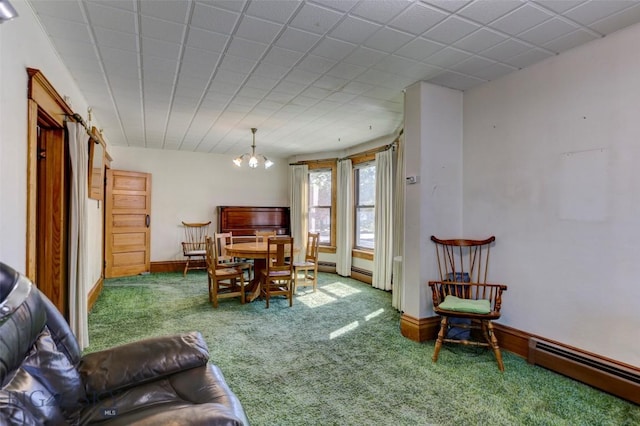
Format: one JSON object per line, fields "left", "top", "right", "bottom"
{"left": 79, "top": 331, "right": 209, "bottom": 394}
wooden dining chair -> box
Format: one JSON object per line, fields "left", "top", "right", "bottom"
{"left": 293, "top": 232, "right": 320, "bottom": 293}
{"left": 255, "top": 230, "right": 277, "bottom": 243}
{"left": 205, "top": 236, "right": 245, "bottom": 308}
{"left": 214, "top": 232, "right": 253, "bottom": 280}
{"left": 181, "top": 221, "right": 211, "bottom": 277}
{"left": 260, "top": 236, "right": 294, "bottom": 308}
{"left": 428, "top": 236, "right": 508, "bottom": 371}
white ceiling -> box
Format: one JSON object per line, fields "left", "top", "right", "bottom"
{"left": 28, "top": 0, "right": 640, "bottom": 158}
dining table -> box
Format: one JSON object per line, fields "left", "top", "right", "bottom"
{"left": 224, "top": 241, "right": 294, "bottom": 302}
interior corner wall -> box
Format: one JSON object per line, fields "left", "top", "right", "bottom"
{"left": 109, "top": 146, "right": 288, "bottom": 262}
{"left": 0, "top": 0, "right": 103, "bottom": 296}
{"left": 402, "top": 81, "right": 463, "bottom": 319}
{"left": 463, "top": 23, "right": 640, "bottom": 366}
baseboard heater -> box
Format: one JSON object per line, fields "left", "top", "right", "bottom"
{"left": 528, "top": 338, "right": 640, "bottom": 405}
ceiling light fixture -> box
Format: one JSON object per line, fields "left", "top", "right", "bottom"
{"left": 233, "top": 128, "right": 273, "bottom": 169}
{"left": 0, "top": 0, "right": 18, "bottom": 23}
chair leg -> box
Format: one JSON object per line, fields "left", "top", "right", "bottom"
{"left": 288, "top": 282, "right": 293, "bottom": 307}
{"left": 183, "top": 258, "right": 189, "bottom": 277}
{"left": 212, "top": 280, "right": 219, "bottom": 309}
{"left": 312, "top": 266, "right": 317, "bottom": 292}
{"left": 432, "top": 316, "right": 448, "bottom": 363}
{"left": 486, "top": 321, "right": 505, "bottom": 372}
{"left": 240, "top": 276, "right": 245, "bottom": 305}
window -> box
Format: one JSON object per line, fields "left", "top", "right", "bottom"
{"left": 354, "top": 162, "right": 376, "bottom": 250}
{"left": 308, "top": 169, "right": 331, "bottom": 244}
{"left": 307, "top": 160, "right": 336, "bottom": 249}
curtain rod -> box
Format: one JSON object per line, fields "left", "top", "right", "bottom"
{"left": 289, "top": 157, "right": 338, "bottom": 166}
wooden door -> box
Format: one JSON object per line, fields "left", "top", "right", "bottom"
{"left": 36, "top": 125, "right": 69, "bottom": 316}
{"left": 105, "top": 170, "right": 151, "bottom": 278}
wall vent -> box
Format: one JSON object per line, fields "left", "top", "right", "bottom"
{"left": 528, "top": 338, "right": 640, "bottom": 404}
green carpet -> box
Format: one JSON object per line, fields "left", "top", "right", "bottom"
{"left": 86, "top": 272, "right": 639, "bottom": 425}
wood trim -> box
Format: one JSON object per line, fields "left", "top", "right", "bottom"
{"left": 87, "top": 276, "right": 103, "bottom": 312}
{"left": 352, "top": 249, "right": 373, "bottom": 261}
{"left": 318, "top": 246, "right": 336, "bottom": 254}
{"left": 27, "top": 68, "right": 73, "bottom": 125}
{"left": 400, "top": 314, "right": 440, "bottom": 342}
{"left": 351, "top": 152, "right": 376, "bottom": 165}
{"left": 317, "top": 261, "right": 336, "bottom": 273}
{"left": 26, "top": 100, "right": 38, "bottom": 279}
{"left": 151, "top": 260, "right": 187, "bottom": 274}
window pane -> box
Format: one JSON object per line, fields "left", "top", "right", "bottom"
{"left": 356, "top": 207, "right": 375, "bottom": 249}
{"left": 309, "top": 207, "right": 331, "bottom": 244}
{"left": 357, "top": 165, "right": 376, "bottom": 205}
{"left": 309, "top": 170, "right": 332, "bottom": 206}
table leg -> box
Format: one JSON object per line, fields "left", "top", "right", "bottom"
{"left": 246, "top": 258, "right": 266, "bottom": 302}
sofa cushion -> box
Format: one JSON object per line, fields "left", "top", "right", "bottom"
{"left": 79, "top": 332, "right": 209, "bottom": 394}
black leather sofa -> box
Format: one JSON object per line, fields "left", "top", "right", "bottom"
{"left": 0, "top": 262, "right": 249, "bottom": 425}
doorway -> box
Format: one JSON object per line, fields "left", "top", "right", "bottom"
{"left": 26, "top": 68, "right": 74, "bottom": 317}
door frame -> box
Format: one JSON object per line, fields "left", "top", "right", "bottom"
{"left": 26, "top": 68, "right": 77, "bottom": 314}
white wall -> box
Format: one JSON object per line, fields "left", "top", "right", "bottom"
{"left": 0, "top": 1, "right": 103, "bottom": 295}
{"left": 463, "top": 23, "right": 640, "bottom": 366}
{"left": 403, "top": 82, "right": 463, "bottom": 319}
{"left": 110, "top": 146, "right": 288, "bottom": 261}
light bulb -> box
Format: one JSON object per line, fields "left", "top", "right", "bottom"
{"left": 233, "top": 157, "right": 243, "bottom": 167}
{"left": 265, "top": 159, "right": 274, "bottom": 169}
{"left": 249, "top": 156, "right": 258, "bottom": 168}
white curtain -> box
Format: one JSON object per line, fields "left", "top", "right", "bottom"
{"left": 66, "top": 121, "right": 90, "bottom": 349}
{"left": 391, "top": 134, "right": 405, "bottom": 311}
{"left": 336, "top": 159, "right": 352, "bottom": 276}
{"left": 289, "top": 164, "right": 308, "bottom": 263}
{"left": 372, "top": 149, "right": 393, "bottom": 290}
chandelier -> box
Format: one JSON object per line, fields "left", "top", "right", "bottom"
{"left": 233, "top": 128, "right": 273, "bottom": 169}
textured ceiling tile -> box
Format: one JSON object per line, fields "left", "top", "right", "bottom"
{"left": 275, "top": 27, "right": 321, "bottom": 52}
{"left": 86, "top": 2, "right": 137, "bottom": 33}
{"left": 141, "top": 37, "right": 181, "bottom": 60}
{"left": 246, "top": 0, "right": 300, "bottom": 23}
{"left": 262, "top": 46, "right": 304, "bottom": 67}
{"left": 185, "top": 28, "right": 229, "bottom": 53}
{"left": 312, "top": 38, "right": 357, "bottom": 61}
{"left": 351, "top": 0, "right": 413, "bottom": 25}
{"left": 140, "top": 0, "right": 190, "bottom": 22}
{"left": 451, "top": 56, "right": 496, "bottom": 74}
{"left": 490, "top": 3, "right": 555, "bottom": 35}
{"left": 457, "top": 0, "right": 523, "bottom": 25}
{"left": 226, "top": 37, "right": 269, "bottom": 61}
{"left": 182, "top": 47, "right": 221, "bottom": 69}
{"left": 218, "top": 54, "right": 257, "bottom": 73}
{"left": 543, "top": 29, "right": 599, "bottom": 53}
{"left": 423, "top": 16, "right": 482, "bottom": 44}
{"left": 394, "top": 37, "right": 445, "bottom": 60}
{"left": 191, "top": 3, "right": 239, "bottom": 33}
{"left": 289, "top": 2, "right": 343, "bottom": 35}
{"left": 423, "top": 46, "right": 471, "bottom": 68}
{"left": 235, "top": 16, "right": 284, "bottom": 43}
{"left": 564, "top": 1, "right": 636, "bottom": 26}
{"left": 298, "top": 55, "right": 338, "bottom": 73}
{"left": 423, "top": 1, "right": 472, "bottom": 13}
{"left": 37, "top": 15, "right": 92, "bottom": 41}
{"left": 589, "top": 4, "right": 640, "bottom": 35}
{"left": 140, "top": 15, "right": 185, "bottom": 43}
{"left": 388, "top": 3, "right": 449, "bottom": 35}
{"left": 363, "top": 27, "right": 414, "bottom": 53}
{"left": 329, "top": 16, "right": 382, "bottom": 44}
{"left": 480, "top": 38, "right": 532, "bottom": 62}
{"left": 326, "top": 61, "right": 367, "bottom": 80}
{"left": 454, "top": 28, "right": 507, "bottom": 53}
{"left": 533, "top": 1, "right": 586, "bottom": 14}
{"left": 30, "top": 0, "right": 86, "bottom": 22}
{"left": 343, "top": 46, "right": 388, "bottom": 68}
{"left": 93, "top": 27, "right": 138, "bottom": 51}
{"left": 517, "top": 18, "right": 578, "bottom": 45}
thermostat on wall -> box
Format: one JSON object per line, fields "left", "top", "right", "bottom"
{"left": 406, "top": 175, "right": 419, "bottom": 184}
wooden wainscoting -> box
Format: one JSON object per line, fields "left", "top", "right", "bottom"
{"left": 400, "top": 314, "right": 440, "bottom": 342}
